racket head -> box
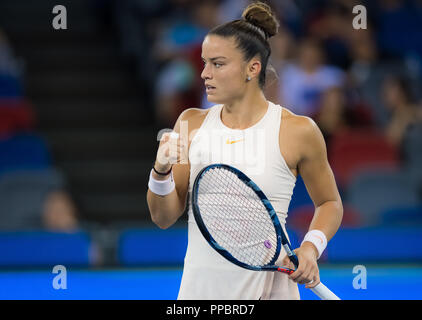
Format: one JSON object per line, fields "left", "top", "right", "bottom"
{"left": 192, "top": 164, "right": 285, "bottom": 272}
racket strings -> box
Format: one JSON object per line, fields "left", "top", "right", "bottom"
{"left": 196, "top": 167, "right": 278, "bottom": 267}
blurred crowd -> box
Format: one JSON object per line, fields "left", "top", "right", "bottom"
{"left": 110, "top": 0, "right": 422, "bottom": 228}
{"left": 0, "top": 28, "right": 79, "bottom": 232}
{"left": 109, "top": 0, "right": 422, "bottom": 131}
{"left": 0, "top": 0, "right": 421, "bottom": 233}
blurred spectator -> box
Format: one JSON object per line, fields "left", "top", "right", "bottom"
{"left": 314, "top": 86, "right": 349, "bottom": 144}
{"left": 381, "top": 75, "right": 422, "bottom": 147}
{"left": 270, "top": 27, "right": 295, "bottom": 70}
{"left": 152, "top": 0, "right": 214, "bottom": 64}
{"left": 314, "top": 84, "right": 376, "bottom": 150}
{"left": 154, "top": 0, "right": 220, "bottom": 126}
{"left": 155, "top": 57, "right": 197, "bottom": 126}
{"left": 0, "top": 168, "right": 79, "bottom": 232}
{"left": 306, "top": 0, "right": 356, "bottom": 69}
{"left": 216, "top": 0, "right": 250, "bottom": 24}
{"left": 0, "top": 133, "right": 80, "bottom": 232}
{"left": 265, "top": 27, "right": 295, "bottom": 102}
{"left": 43, "top": 190, "right": 79, "bottom": 232}
{"left": 277, "top": 37, "right": 345, "bottom": 117}
{"left": 347, "top": 27, "right": 407, "bottom": 127}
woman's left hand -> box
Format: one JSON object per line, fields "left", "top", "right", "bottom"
{"left": 281, "top": 242, "right": 320, "bottom": 289}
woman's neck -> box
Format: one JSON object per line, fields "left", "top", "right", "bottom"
{"left": 222, "top": 90, "right": 268, "bottom": 130}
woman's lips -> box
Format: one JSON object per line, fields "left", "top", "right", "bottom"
{"left": 206, "top": 85, "right": 216, "bottom": 93}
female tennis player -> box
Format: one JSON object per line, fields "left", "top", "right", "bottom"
{"left": 147, "top": 1, "right": 343, "bottom": 300}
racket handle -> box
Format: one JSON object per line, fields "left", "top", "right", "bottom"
{"left": 276, "top": 268, "right": 340, "bottom": 300}
{"left": 310, "top": 282, "right": 340, "bottom": 300}
{"left": 277, "top": 267, "right": 294, "bottom": 275}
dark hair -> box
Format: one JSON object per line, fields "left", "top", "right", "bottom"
{"left": 208, "top": 1, "right": 279, "bottom": 89}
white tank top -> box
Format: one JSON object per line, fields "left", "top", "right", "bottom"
{"left": 177, "top": 101, "right": 300, "bottom": 300}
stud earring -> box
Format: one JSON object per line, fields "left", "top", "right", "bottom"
{"left": 247, "top": 76, "right": 251, "bottom": 81}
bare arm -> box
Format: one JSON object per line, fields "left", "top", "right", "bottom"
{"left": 283, "top": 116, "right": 343, "bottom": 287}
{"left": 147, "top": 164, "right": 189, "bottom": 229}
{"left": 147, "top": 108, "right": 206, "bottom": 229}
{"left": 147, "top": 111, "right": 191, "bottom": 229}
{"left": 298, "top": 118, "right": 343, "bottom": 242}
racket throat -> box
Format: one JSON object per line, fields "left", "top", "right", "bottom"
{"left": 283, "top": 244, "right": 299, "bottom": 268}
{"left": 283, "top": 244, "right": 293, "bottom": 256}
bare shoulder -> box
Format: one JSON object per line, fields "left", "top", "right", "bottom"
{"left": 176, "top": 108, "right": 209, "bottom": 131}
{"left": 280, "top": 107, "right": 327, "bottom": 162}
{"left": 179, "top": 107, "right": 209, "bottom": 122}
{"left": 174, "top": 107, "right": 211, "bottom": 146}
{"left": 281, "top": 107, "right": 320, "bottom": 136}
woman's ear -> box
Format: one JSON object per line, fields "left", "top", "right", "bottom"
{"left": 247, "top": 57, "right": 262, "bottom": 81}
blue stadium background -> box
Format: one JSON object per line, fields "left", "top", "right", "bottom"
{"left": 0, "top": 0, "right": 421, "bottom": 300}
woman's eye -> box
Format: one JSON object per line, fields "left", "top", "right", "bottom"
{"left": 202, "top": 61, "right": 222, "bottom": 68}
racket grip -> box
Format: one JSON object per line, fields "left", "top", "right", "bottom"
{"left": 276, "top": 267, "right": 294, "bottom": 275}
{"left": 310, "top": 282, "right": 340, "bottom": 300}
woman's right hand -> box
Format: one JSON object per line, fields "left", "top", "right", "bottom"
{"left": 154, "top": 132, "right": 188, "bottom": 175}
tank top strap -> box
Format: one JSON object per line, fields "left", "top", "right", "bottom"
{"left": 199, "top": 104, "right": 224, "bottom": 132}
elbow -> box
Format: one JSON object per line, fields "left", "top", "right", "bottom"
{"left": 151, "top": 214, "right": 173, "bottom": 229}
{"left": 336, "top": 198, "right": 344, "bottom": 225}
{"left": 146, "top": 194, "right": 169, "bottom": 229}
{"left": 147, "top": 191, "right": 185, "bottom": 229}
{"left": 150, "top": 208, "right": 180, "bottom": 229}
{"left": 338, "top": 197, "right": 344, "bottom": 213}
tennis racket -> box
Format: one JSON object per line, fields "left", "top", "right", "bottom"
{"left": 192, "top": 164, "right": 340, "bottom": 300}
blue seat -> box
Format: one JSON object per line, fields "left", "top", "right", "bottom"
{"left": 118, "top": 227, "right": 188, "bottom": 266}
{"left": 118, "top": 227, "right": 300, "bottom": 266}
{"left": 346, "top": 169, "right": 419, "bottom": 225}
{"left": 0, "top": 231, "right": 94, "bottom": 267}
{"left": 0, "top": 73, "right": 23, "bottom": 98}
{"left": 0, "top": 169, "right": 66, "bottom": 229}
{"left": 327, "top": 227, "right": 422, "bottom": 262}
{"left": 0, "top": 133, "right": 52, "bottom": 176}
{"left": 380, "top": 205, "right": 422, "bottom": 226}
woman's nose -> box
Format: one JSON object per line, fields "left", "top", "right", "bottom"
{"left": 201, "top": 63, "right": 212, "bottom": 80}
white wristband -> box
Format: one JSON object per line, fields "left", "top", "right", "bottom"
{"left": 148, "top": 169, "right": 175, "bottom": 196}
{"left": 301, "top": 230, "right": 327, "bottom": 259}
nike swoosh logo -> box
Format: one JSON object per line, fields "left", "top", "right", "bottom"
{"left": 314, "top": 235, "right": 324, "bottom": 244}
{"left": 226, "top": 139, "right": 244, "bottom": 144}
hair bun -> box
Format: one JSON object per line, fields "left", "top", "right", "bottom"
{"left": 241, "top": 2, "right": 279, "bottom": 38}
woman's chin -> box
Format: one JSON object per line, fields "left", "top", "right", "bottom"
{"left": 207, "top": 95, "right": 223, "bottom": 104}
